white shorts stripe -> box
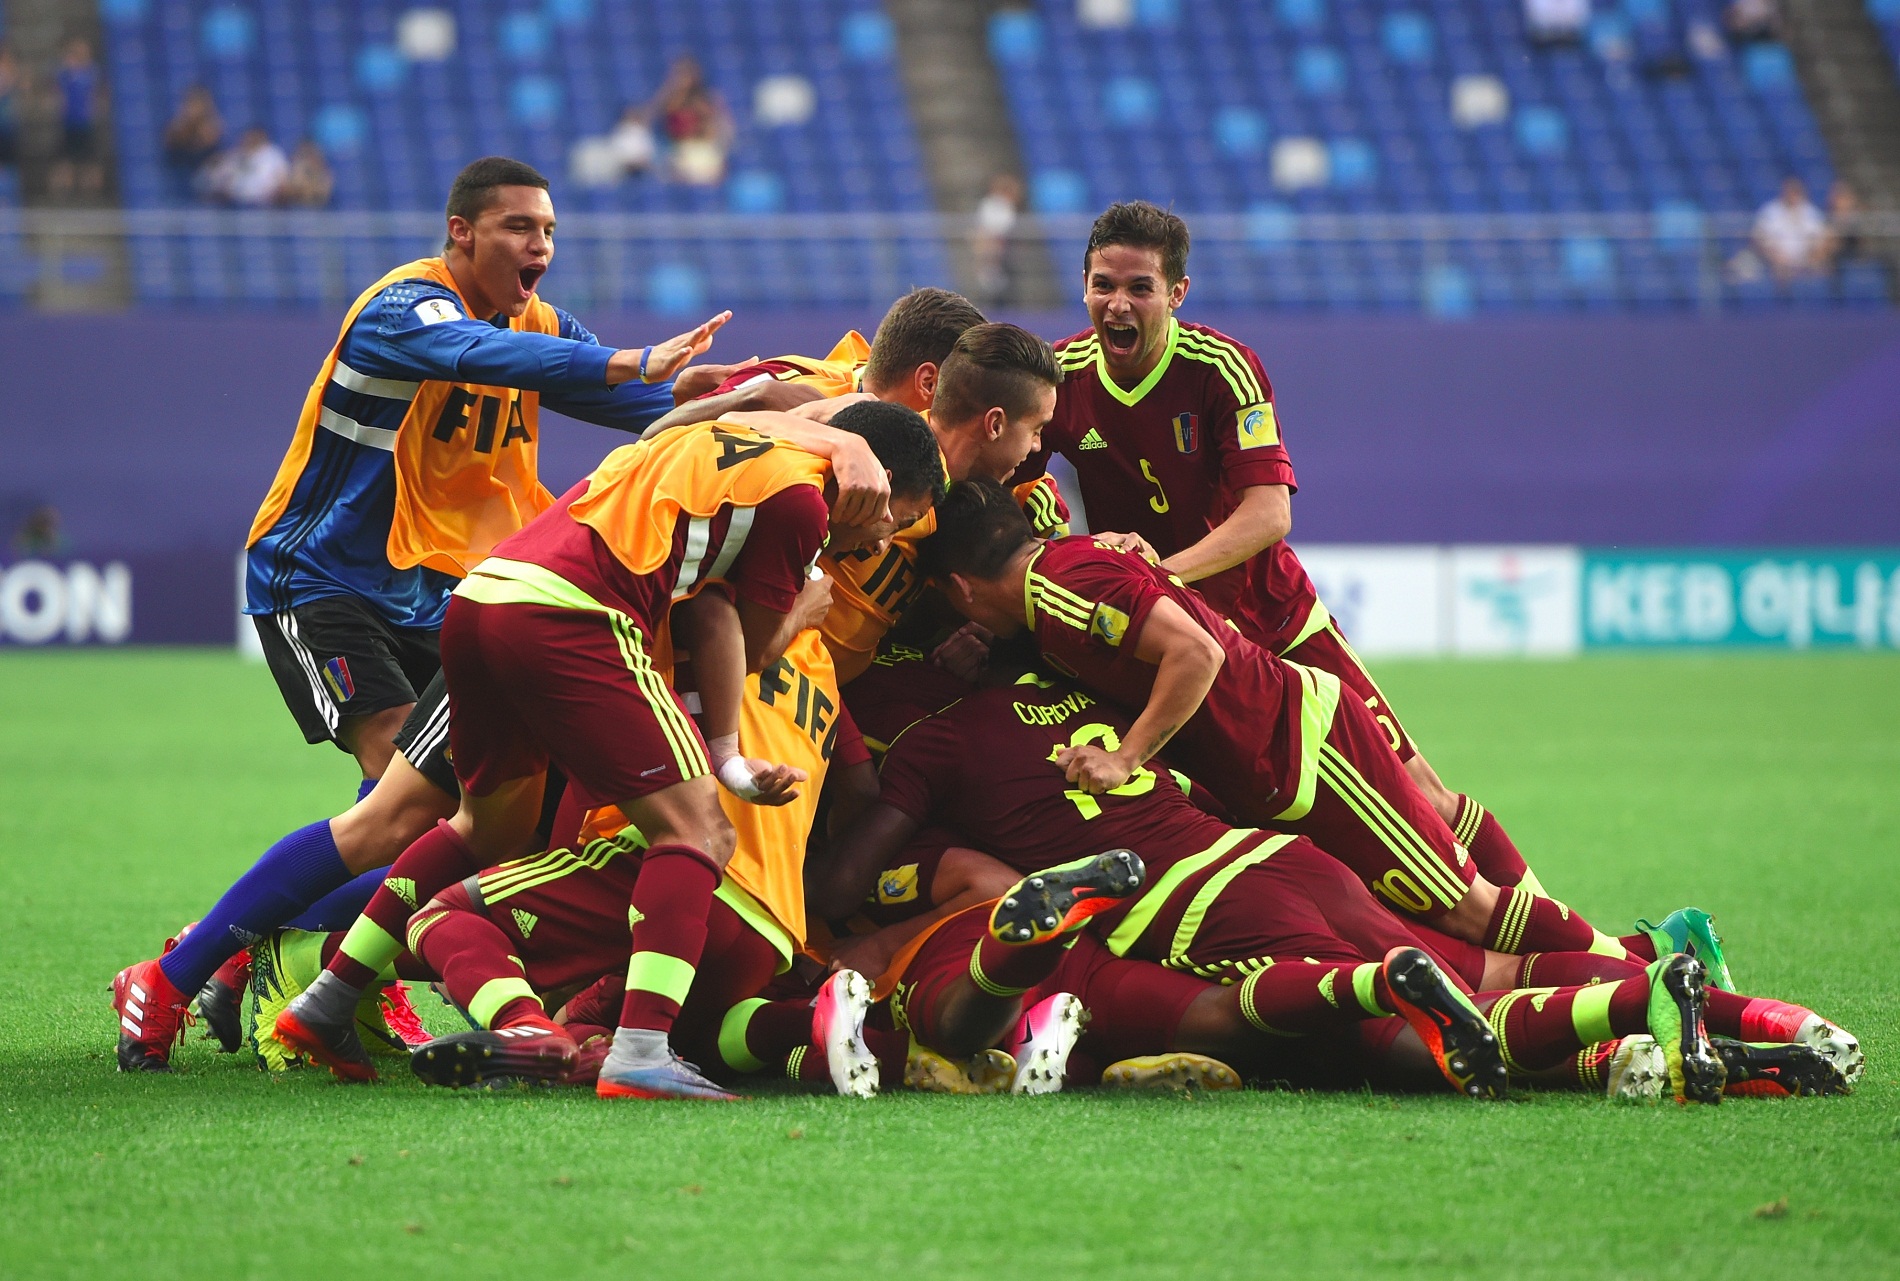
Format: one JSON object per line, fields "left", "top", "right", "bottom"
{"left": 275, "top": 612, "right": 340, "bottom": 733}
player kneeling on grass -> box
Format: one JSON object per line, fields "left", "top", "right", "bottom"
{"left": 271, "top": 403, "right": 944, "bottom": 1098}
{"left": 399, "top": 627, "right": 892, "bottom": 1098}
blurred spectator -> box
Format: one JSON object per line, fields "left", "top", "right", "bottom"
{"left": 610, "top": 105, "right": 657, "bottom": 177}
{"left": 1751, "top": 177, "right": 1830, "bottom": 281}
{"left": 1523, "top": 0, "right": 1588, "bottom": 45}
{"left": 0, "top": 46, "right": 21, "bottom": 172}
{"left": 11, "top": 505, "right": 65, "bottom": 556}
{"left": 654, "top": 56, "right": 732, "bottom": 185}
{"left": 203, "top": 128, "right": 289, "bottom": 206}
{"left": 163, "top": 86, "right": 224, "bottom": 199}
{"left": 49, "top": 37, "right": 105, "bottom": 199}
{"left": 280, "top": 140, "right": 334, "bottom": 207}
{"left": 1825, "top": 181, "right": 1868, "bottom": 268}
{"left": 973, "top": 173, "right": 1022, "bottom": 305}
{"left": 1724, "top": 0, "right": 1779, "bottom": 42}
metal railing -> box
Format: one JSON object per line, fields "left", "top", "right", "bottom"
{"left": 2, "top": 207, "right": 1892, "bottom": 313}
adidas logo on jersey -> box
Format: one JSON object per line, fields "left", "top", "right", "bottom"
{"left": 1078, "top": 428, "right": 1108, "bottom": 451}
{"left": 512, "top": 908, "right": 539, "bottom": 939}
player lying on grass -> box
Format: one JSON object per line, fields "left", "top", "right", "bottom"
{"left": 271, "top": 404, "right": 945, "bottom": 1099}
{"left": 815, "top": 669, "right": 1862, "bottom": 1101}
{"left": 920, "top": 479, "right": 1647, "bottom": 959}
{"left": 110, "top": 155, "right": 738, "bottom": 1071}
{"left": 1011, "top": 200, "right": 1543, "bottom": 897}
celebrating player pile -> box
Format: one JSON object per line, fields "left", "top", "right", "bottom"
{"left": 110, "top": 173, "right": 1862, "bottom": 1108}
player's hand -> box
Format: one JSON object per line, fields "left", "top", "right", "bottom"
{"left": 1055, "top": 743, "right": 1135, "bottom": 794}
{"left": 824, "top": 430, "right": 893, "bottom": 530}
{"left": 641, "top": 311, "right": 733, "bottom": 382}
{"left": 827, "top": 931, "right": 897, "bottom": 979}
{"left": 791, "top": 391, "right": 874, "bottom": 423}
{"left": 716, "top": 756, "right": 808, "bottom": 806}
{"left": 789, "top": 570, "right": 835, "bottom": 634}
{"left": 669, "top": 359, "right": 746, "bottom": 404}
{"left": 1094, "top": 530, "right": 1161, "bottom": 563}
{"left": 932, "top": 623, "right": 992, "bottom": 682}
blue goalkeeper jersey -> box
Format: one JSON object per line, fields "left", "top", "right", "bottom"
{"left": 245, "top": 276, "right": 675, "bottom": 630}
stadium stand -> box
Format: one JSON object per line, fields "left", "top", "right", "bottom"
{"left": 992, "top": 0, "right": 1883, "bottom": 310}
{"left": 97, "top": 0, "right": 945, "bottom": 306}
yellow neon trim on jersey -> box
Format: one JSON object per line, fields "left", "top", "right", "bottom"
{"left": 1095, "top": 318, "right": 1180, "bottom": 408}
{"left": 454, "top": 558, "right": 612, "bottom": 611}
{"left": 1103, "top": 828, "right": 1256, "bottom": 956}
{"left": 1271, "top": 663, "right": 1342, "bottom": 822}
{"left": 713, "top": 879, "right": 795, "bottom": 973}
{"left": 1175, "top": 330, "right": 1266, "bottom": 406}
{"left": 1166, "top": 835, "right": 1295, "bottom": 961}
{"left": 1315, "top": 746, "right": 1469, "bottom": 907}
{"left": 1279, "top": 599, "right": 1333, "bottom": 654}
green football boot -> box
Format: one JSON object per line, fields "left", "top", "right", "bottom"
{"left": 246, "top": 929, "right": 409, "bottom": 1071}
{"left": 1645, "top": 953, "right": 1725, "bottom": 1105}
{"left": 1634, "top": 908, "right": 1733, "bottom": 991}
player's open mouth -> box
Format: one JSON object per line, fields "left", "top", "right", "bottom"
{"left": 1103, "top": 323, "right": 1140, "bottom": 356}
{"left": 517, "top": 264, "right": 545, "bottom": 296}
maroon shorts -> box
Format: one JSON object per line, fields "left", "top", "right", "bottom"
{"left": 886, "top": 906, "right": 989, "bottom": 1048}
{"left": 440, "top": 595, "right": 708, "bottom": 809}
{"left": 1110, "top": 836, "right": 1476, "bottom": 993}
{"left": 1029, "top": 932, "right": 1210, "bottom": 1065}
{"left": 1276, "top": 689, "right": 1476, "bottom": 921}
{"left": 1281, "top": 620, "right": 1417, "bottom": 762}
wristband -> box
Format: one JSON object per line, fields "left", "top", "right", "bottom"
{"left": 638, "top": 345, "right": 654, "bottom": 382}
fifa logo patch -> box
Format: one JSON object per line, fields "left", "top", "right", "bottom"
{"left": 1172, "top": 412, "right": 1198, "bottom": 454}
{"left": 322, "top": 656, "right": 355, "bottom": 705}
{"left": 1089, "top": 603, "right": 1131, "bottom": 647}
{"left": 1237, "top": 403, "right": 1279, "bottom": 450}
{"left": 877, "top": 864, "right": 920, "bottom": 905}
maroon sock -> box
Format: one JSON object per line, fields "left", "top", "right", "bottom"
{"left": 970, "top": 933, "right": 1072, "bottom": 997}
{"left": 408, "top": 904, "right": 534, "bottom": 1029}
{"left": 743, "top": 999, "right": 818, "bottom": 1062}
{"left": 1516, "top": 952, "right": 1644, "bottom": 987}
{"left": 1703, "top": 989, "right": 1816, "bottom": 1041}
{"left": 1235, "top": 960, "right": 1392, "bottom": 1035}
{"left": 327, "top": 821, "right": 481, "bottom": 989}
{"left": 866, "top": 1024, "right": 909, "bottom": 1082}
{"left": 1618, "top": 932, "right": 1660, "bottom": 962}
{"left": 618, "top": 844, "right": 720, "bottom": 1033}
{"left": 1453, "top": 796, "right": 1529, "bottom": 887}
{"left": 1482, "top": 979, "right": 1649, "bottom": 1072}
{"left": 1484, "top": 885, "right": 1601, "bottom": 955}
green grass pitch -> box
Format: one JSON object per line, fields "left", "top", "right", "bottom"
{"left": 2, "top": 649, "right": 1896, "bottom": 1278}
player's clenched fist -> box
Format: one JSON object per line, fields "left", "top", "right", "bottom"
{"left": 1056, "top": 742, "right": 1136, "bottom": 795}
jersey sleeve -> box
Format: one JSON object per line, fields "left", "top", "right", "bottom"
{"left": 343, "top": 279, "right": 616, "bottom": 393}
{"left": 1013, "top": 474, "right": 1072, "bottom": 538}
{"left": 1031, "top": 544, "right": 1171, "bottom": 666}
{"left": 1205, "top": 341, "right": 1297, "bottom": 495}
{"left": 873, "top": 714, "right": 961, "bottom": 823}
{"left": 725, "top": 483, "right": 829, "bottom": 614}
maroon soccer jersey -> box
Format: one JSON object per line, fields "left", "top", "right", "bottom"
{"left": 839, "top": 642, "right": 974, "bottom": 755}
{"left": 875, "top": 679, "right": 1246, "bottom": 937}
{"left": 1020, "top": 535, "right": 1310, "bottom": 821}
{"left": 1020, "top": 318, "right": 1319, "bottom": 652}
{"left": 489, "top": 477, "right": 827, "bottom": 627}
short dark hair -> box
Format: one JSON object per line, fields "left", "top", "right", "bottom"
{"left": 828, "top": 401, "right": 948, "bottom": 505}
{"left": 1084, "top": 200, "right": 1190, "bottom": 284}
{"left": 444, "top": 156, "right": 550, "bottom": 250}
{"left": 920, "top": 477, "right": 1034, "bottom": 582}
{"left": 931, "top": 323, "right": 1062, "bottom": 426}
{"left": 863, "top": 288, "right": 987, "bottom": 392}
